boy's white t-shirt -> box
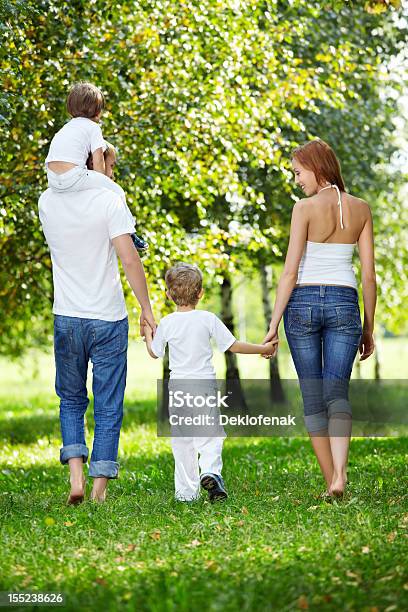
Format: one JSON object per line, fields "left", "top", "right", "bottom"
{"left": 151, "top": 310, "right": 236, "bottom": 379}
{"left": 45, "top": 117, "right": 105, "bottom": 167}
{"left": 38, "top": 187, "right": 135, "bottom": 321}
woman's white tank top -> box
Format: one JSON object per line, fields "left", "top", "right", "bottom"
{"left": 297, "top": 241, "right": 357, "bottom": 288}
{"left": 296, "top": 185, "right": 357, "bottom": 289}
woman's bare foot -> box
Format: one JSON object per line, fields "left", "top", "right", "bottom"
{"left": 67, "top": 476, "right": 86, "bottom": 505}
{"left": 329, "top": 471, "right": 347, "bottom": 497}
{"left": 319, "top": 490, "right": 332, "bottom": 501}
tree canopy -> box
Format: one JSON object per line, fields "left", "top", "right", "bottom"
{"left": 1, "top": 0, "right": 406, "bottom": 355}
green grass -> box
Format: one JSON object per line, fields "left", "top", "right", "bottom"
{"left": 0, "top": 345, "right": 407, "bottom": 611}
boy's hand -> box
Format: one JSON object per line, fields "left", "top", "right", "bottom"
{"left": 143, "top": 322, "right": 153, "bottom": 341}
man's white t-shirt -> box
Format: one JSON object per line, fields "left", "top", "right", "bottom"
{"left": 151, "top": 310, "right": 236, "bottom": 379}
{"left": 45, "top": 117, "right": 105, "bottom": 167}
{"left": 38, "top": 187, "right": 135, "bottom": 321}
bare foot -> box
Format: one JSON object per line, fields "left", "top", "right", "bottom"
{"left": 329, "top": 472, "right": 347, "bottom": 497}
{"left": 67, "top": 476, "right": 86, "bottom": 505}
{"left": 90, "top": 477, "right": 108, "bottom": 503}
{"left": 319, "top": 490, "right": 332, "bottom": 501}
{"left": 90, "top": 492, "right": 106, "bottom": 503}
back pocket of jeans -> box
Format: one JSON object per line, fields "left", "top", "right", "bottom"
{"left": 93, "top": 318, "right": 128, "bottom": 356}
{"left": 287, "top": 306, "right": 312, "bottom": 334}
{"left": 335, "top": 305, "right": 362, "bottom": 334}
{"left": 54, "top": 326, "right": 74, "bottom": 356}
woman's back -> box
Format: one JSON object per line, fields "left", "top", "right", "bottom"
{"left": 296, "top": 186, "right": 372, "bottom": 289}
{"left": 305, "top": 189, "right": 370, "bottom": 244}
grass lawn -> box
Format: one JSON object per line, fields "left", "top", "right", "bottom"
{"left": 0, "top": 343, "right": 407, "bottom": 611}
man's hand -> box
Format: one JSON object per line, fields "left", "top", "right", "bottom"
{"left": 139, "top": 309, "right": 156, "bottom": 338}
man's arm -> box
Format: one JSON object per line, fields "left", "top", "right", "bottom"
{"left": 112, "top": 234, "right": 156, "bottom": 335}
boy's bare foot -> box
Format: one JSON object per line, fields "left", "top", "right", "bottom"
{"left": 67, "top": 476, "right": 86, "bottom": 505}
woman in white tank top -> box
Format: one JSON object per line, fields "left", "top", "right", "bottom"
{"left": 263, "top": 139, "right": 377, "bottom": 497}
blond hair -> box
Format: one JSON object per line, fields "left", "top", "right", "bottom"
{"left": 165, "top": 263, "right": 203, "bottom": 306}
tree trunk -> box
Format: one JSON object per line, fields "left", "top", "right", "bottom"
{"left": 221, "top": 272, "right": 249, "bottom": 412}
{"left": 260, "top": 263, "right": 285, "bottom": 403}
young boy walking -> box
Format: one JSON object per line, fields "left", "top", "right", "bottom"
{"left": 144, "top": 263, "right": 278, "bottom": 503}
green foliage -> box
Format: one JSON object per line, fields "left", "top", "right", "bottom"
{"left": 1, "top": 0, "right": 406, "bottom": 354}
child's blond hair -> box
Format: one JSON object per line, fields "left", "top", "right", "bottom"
{"left": 165, "top": 263, "right": 203, "bottom": 306}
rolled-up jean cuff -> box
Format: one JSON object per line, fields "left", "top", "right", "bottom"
{"left": 304, "top": 411, "right": 328, "bottom": 433}
{"left": 89, "top": 460, "right": 119, "bottom": 479}
{"left": 327, "top": 399, "right": 352, "bottom": 419}
{"left": 60, "top": 444, "right": 89, "bottom": 465}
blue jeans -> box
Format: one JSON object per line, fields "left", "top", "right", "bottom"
{"left": 284, "top": 285, "right": 362, "bottom": 433}
{"left": 54, "top": 315, "right": 128, "bottom": 478}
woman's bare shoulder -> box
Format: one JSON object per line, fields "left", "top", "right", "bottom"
{"left": 347, "top": 193, "right": 372, "bottom": 216}
{"left": 293, "top": 196, "right": 316, "bottom": 209}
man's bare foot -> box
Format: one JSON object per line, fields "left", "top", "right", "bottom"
{"left": 90, "top": 491, "right": 106, "bottom": 503}
{"left": 90, "top": 477, "right": 108, "bottom": 503}
{"left": 67, "top": 476, "right": 86, "bottom": 505}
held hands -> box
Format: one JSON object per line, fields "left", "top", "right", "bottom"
{"left": 139, "top": 308, "right": 157, "bottom": 339}
{"left": 262, "top": 338, "right": 279, "bottom": 358}
{"left": 142, "top": 322, "right": 154, "bottom": 342}
{"left": 262, "top": 325, "right": 279, "bottom": 360}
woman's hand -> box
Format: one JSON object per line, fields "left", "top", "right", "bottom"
{"left": 262, "top": 326, "right": 279, "bottom": 359}
{"left": 262, "top": 325, "right": 278, "bottom": 345}
{"left": 359, "top": 330, "right": 375, "bottom": 361}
